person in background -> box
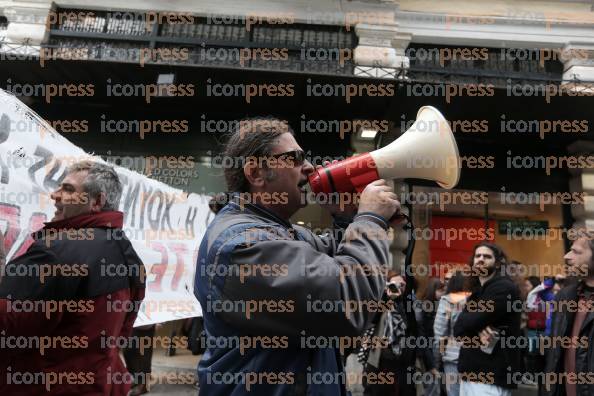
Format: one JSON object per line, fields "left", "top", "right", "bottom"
{"left": 552, "top": 274, "right": 565, "bottom": 295}
{"left": 419, "top": 278, "right": 447, "bottom": 340}
{"left": 360, "top": 269, "right": 418, "bottom": 396}
{"left": 522, "top": 276, "right": 541, "bottom": 334}
{"left": 123, "top": 325, "right": 157, "bottom": 395}
{"left": 527, "top": 277, "right": 558, "bottom": 336}
{"left": 443, "top": 270, "right": 455, "bottom": 290}
{"left": 416, "top": 278, "right": 447, "bottom": 396}
{"left": 522, "top": 276, "right": 544, "bottom": 378}
{"left": 541, "top": 235, "right": 594, "bottom": 396}
{"left": 434, "top": 270, "right": 471, "bottom": 396}
{"left": 0, "top": 160, "right": 145, "bottom": 396}
{"left": 454, "top": 242, "right": 522, "bottom": 396}
{"left": 524, "top": 276, "right": 541, "bottom": 298}
{"left": 526, "top": 277, "right": 555, "bottom": 333}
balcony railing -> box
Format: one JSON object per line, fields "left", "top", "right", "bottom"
{"left": 46, "top": 8, "right": 356, "bottom": 76}
{"left": 43, "top": 8, "right": 565, "bottom": 85}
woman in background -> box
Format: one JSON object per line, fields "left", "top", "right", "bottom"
{"left": 416, "top": 278, "right": 446, "bottom": 396}
{"left": 433, "top": 270, "right": 471, "bottom": 396}
{"left": 360, "top": 269, "right": 418, "bottom": 396}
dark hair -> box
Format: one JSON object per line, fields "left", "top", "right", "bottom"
{"left": 573, "top": 232, "right": 594, "bottom": 278}
{"left": 424, "top": 278, "right": 445, "bottom": 301}
{"left": 467, "top": 242, "right": 508, "bottom": 291}
{"left": 387, "top": 268, "right": 402, "bottom": 281}
{"left": 526, "top": 276, "right": 541, "bottom": 289}
{"left": 208, "top": 193, "right": 228, "bottom": 214}
{"left": 67, "top": 160, "right": 122, "bottom": 211}
{"left": 468, "top": 242, "right": 508, "bottom": 268}
{"left": 222, "top": 117, "right": 292, "bottom": 193}
{"left": 446, "top": 270, "right": 468, "bottom": 294}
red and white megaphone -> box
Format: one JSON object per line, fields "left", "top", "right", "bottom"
{"left": 308, "top": 106, "right": 461, "bottom": 195}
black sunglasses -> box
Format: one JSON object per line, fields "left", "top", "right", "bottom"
{"left": 268, "top": 150, "right": 306, "bottom": 167}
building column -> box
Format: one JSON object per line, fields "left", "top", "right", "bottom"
{"left": 4, "top": 0, "right": 53, "bottom": 50}
{"left": 568, "top": 141, "right": 594, "bottom": 231}
{"left": 353, "top": 22, "right": 412, "bottom": 79}
{"left": 562, "top": 43, "right": 594, "bottom": 94}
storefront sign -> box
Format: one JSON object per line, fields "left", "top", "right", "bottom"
{"left": 498, "top": 220, "right": 549, "bottom": 235}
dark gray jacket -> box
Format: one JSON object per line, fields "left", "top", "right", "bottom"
{"left": 541, "top": 283, "right": 594, "bottom": 396}
{"left": 194, "top": 199, "right": 391, "bottom": 395}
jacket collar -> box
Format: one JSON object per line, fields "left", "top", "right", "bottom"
{"left": 558, "top": 283, "right": 579, "bottom": 302}
{"left": 227, "top": 193, "right": 293, "bottom": 229}
{"left": 481, "top": 272, "right": 505, "bottom": 289}
{"left": 35, "top": 211, "right": 124, "bottom": 236}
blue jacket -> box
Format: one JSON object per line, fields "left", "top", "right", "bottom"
{"left": 194, "top": 198, "right": 391, "bottom": 395}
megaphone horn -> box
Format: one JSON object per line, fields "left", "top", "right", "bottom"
{"left": 308, "top": 106, "right": 461, "bottom": 195}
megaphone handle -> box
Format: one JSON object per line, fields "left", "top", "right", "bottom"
{"left": 389, "top": 212, "right": 408, "bottom": 225}
{"left": 353, "top": 185, "right": 408, "bottom": 225}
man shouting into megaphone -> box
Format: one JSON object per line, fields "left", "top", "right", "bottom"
{"left": 194, "top": 117, "right": 401, "bottom": 395}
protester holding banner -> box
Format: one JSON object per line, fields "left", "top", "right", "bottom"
{"left": 0, "top": 160, "right": 145, "bottom": 396}
{"left": 0, "top": 90, "right": 205, "bottom": 330}
{"left": 194, "top": 118, "right": 400, "bottom": 395}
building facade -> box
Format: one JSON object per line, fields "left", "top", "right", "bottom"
{"left": 1, "top": 0, "right": 593, "bottom": 281}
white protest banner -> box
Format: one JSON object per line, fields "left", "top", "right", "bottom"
{"left": 0, "top": 89, "right": 210, "bottom": 326}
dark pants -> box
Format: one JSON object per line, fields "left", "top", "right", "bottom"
{"left": 363, "top": 356, "right": 416, "bottom": 396}
{"left": 123, "top": 325, "right": 156, "bottom": 386}
{"left": 525, "top": 329, "right": 545, "bottom": 375}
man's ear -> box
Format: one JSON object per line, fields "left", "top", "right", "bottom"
{"left": 243, "top": 159, "right": 266, "bottom": 188}
{"left": 90, "top": 192, "right": 107, "bottom": 212}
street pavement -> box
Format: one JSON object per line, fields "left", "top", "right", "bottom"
{"left": 146, "top": 350, "right": 538, "bottom": 396}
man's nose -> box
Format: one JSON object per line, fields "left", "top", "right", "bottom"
{"left": 50, "top": 189, "right": 60, "bottom": 202}
{"left": 302, "top": 159, "right": 314, "bottom": 175}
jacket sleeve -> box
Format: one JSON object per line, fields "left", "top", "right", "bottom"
{"left": 414, "top": 301, "right": 435, "bottom": 370}
{"left": 294, "top": 213, "right": 356, "bottom": 258}
{"left": 120, "top": 287, "right": 146, "bottom": 338}
{"left": 214, "top": 217, "right": 390, "bottom": 337}
{"left": 0, "top": 243, "right": 66, "bottom": 357}
{"left": 0, "top": 299, "right": 64, "bottom": 357}
{"left": 0, "top": 241, "right": 68, "bottom": 300}
{"left": 453, "top": 280, "right": 517, "bottom": 337}
{"left": 433, "top": 297, "right": 449, "bottom": 367}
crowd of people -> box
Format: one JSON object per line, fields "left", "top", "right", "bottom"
{"left": 1, "top": 117, "right": 593, "bottom": 396}
{"left": 195, "top": 119, "right": 594, "bottom": 396}
{"left": 356, "top": 248, "right": 572, "bottom": 396}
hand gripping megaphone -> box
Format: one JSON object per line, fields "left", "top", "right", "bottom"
{"left": 308, "top": 106, "right": 461, "bottom": 195}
